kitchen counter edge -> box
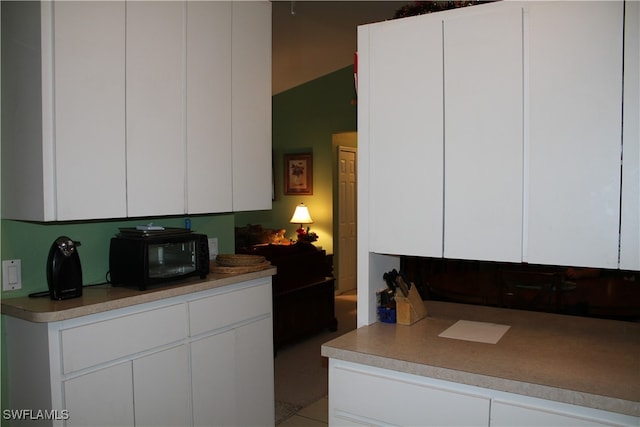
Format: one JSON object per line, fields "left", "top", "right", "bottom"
{"left": 1, "top": 267, "right": 277, "bottom": 323}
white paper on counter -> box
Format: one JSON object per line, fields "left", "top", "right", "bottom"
{"left": 438, "top": 320, "right": 511, "bottom": 344}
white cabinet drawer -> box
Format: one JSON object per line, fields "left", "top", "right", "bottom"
{"left": 61, "top": 303, "right": 187, "bottom": 373}
{"left": 330, "top": 362, "right": 491, "bottom": 426}
{"left": 491, "top": 399, "right": 639, "bottom": 427}
{"left": 189, "top": 281, "right": 271, "bottom": 336}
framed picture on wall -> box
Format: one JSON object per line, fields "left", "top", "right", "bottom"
{"left": 284, "top": 153, "right": 313, "bottom": 195}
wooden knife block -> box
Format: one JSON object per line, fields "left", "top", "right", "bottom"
{"left": 396, "top": 284, "right": 427, "bottom": 325}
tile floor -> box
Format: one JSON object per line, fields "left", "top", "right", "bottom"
{"left": 279, "top": 397, "right": 328, "bottom": 427}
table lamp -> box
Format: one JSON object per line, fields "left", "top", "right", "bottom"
{"left": 290, "top": 203, "right": 317, "bottom": 242}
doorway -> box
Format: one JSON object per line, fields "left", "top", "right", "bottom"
{"left": 334, "top": 133, "right": 357, "bottom": 295}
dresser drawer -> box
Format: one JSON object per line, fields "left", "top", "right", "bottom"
{"left": 189, "top": 281, "right": 271, "bottom": 336}
{"left": 61, "top": 303, "right": 187, "bottom": 373}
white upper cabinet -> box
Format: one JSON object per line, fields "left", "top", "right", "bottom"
{"left": 443, "top": 4, "right": 523, "bottom": 262}
{"left": 186, "top": 1, "right": 233, "bottom": 214}
{"left": 126, "top": 1, "right": 186, "bottom": 218}
{"left": 1, "top": 1, "right": 272, "bottom": 221}
{"left": 2, "top": 1, "right": 127, "bottom": 221}
{"left": 525, "top": 1, "right": 624, "bottom": 269}
{"left": 231, "top": 1, "right": 273, "bottom": 212}
{"left": 360, "top": 1, "right": 632, "bottom": 269}
{"left": 53, "top": 2, "right": 127, "bottom": 220}
{"left": 187, "top": 0, "right": 272, "bottom": 214}
{"left": 366, "top": 14, "right": 445, "bottom": 257}
{"left": 620, "top": 1, "right": 640, "bottom": 271}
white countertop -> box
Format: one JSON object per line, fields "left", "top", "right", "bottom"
{"left": 1, "top": 268, "right": 276, "bottom": 323}
{"left": 322, "top": 300, "right": 640, "bottom": 417}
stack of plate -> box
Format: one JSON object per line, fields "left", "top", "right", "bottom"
{"left": 211, "top": 254, "right": 271, "bottom": 274}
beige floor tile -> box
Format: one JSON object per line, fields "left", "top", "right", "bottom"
{"left": 279, "top": 414, "right": 327, "bottom": 427}
{"left": 296, "top": 397, "right": 328, "bottom": 423}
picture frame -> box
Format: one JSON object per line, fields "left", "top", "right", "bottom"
{"left": 284, "top": 153, "right": 313, "bottom": 195}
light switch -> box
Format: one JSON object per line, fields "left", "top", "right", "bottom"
{"left": 2, "top": 259, "right": 22, "bottom": 291}
{"left": 8, "top": 265, "right": 18, "bottom": 284}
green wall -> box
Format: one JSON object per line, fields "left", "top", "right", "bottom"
{"left": 0, "top": 213, "right": 234, "bottom": 418}
{"left": 0, "top": 215, "right": 235, "bottom": 297}
{"left": 235, "top": 65, "right": 357, "bottom": 254}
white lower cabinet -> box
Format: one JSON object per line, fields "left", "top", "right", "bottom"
{"left": 64, "top": 345, "right": 192, "bottom": 427}
{"left": 191, "top": 317, "right": 274, "bottom": 426}
{"left": 64, "top": 362, "right": 134, "bottom": 427}
{"left": 3, "top": 278, "right": 274, "bottom": 427}
{"left": 189, "top": 282, "right": 274, "bottom": 425}
{"left": 328, "top": 360, "right": 639, "bottom": 427}
{"left": 491, "top": 399, "right": 632, "bottom": 427}
{"left": 133, "top": 345, "right": 192, "bottom": 426}
{"left": 329, "top": 360, "right": 490, "bottom": 426}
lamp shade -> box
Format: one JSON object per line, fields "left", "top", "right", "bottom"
{"left": 290, "top": 203, "right": 313, "bottom": 224}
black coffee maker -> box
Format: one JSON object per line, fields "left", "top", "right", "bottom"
{"left": 47, "top": 236, "right": 83, "bottom": 300}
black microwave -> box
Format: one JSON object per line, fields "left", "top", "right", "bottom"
{"left": 109, "top": 229, "right": 209, "bottom": 290}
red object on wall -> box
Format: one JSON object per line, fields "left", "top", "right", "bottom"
{"left": 354, "top": 52, "right": 358, "bottom": 95}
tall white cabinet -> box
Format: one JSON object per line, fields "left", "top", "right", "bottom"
{"left": 619, "top": 0, "right": 640, "bottom": 271}
{"left": 2, "top": 1, "right": 127, "bottom": 221}
{"left": 364, "top": 2, "right": 524, "bottom": 262}
{"left": 357, "top": 0, "right": 638, "bottom": 325}
{"left": 186, "top": 2, "right": 233, "bottom": 215}
{"left": 231, "top": 1, "right": 273, "bottom": 212}
{"left": 52, "top": 2, "right": 127, "bottom": 220}
{"left": 126, "top": 2, "right": 186, "bottom": 217}
{"left": 186, "top": 0, "right": 273, "bottom": 214}
{"left": 1, "top": 1, "right": 272, "bottom": 221}
{"left": 443, "top": 5, "right": 523, "bottom": 262}
{"left": 365, "top": 13, "right": 444, "bottom": 258}
{"left": 525, "top": 1, "right": 624, "bottom": 269}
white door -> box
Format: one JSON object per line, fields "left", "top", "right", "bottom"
{"left": 191, "top": 318, "right": 274, "bottom": 426}
{"left": 526, "top": 1, "right": 624, "bottom": 268}
{"left": 64, "top": 362, "right": 135, "bottom": 427}
{"left": 186, "top": 1, "right": 233, "bottom": 214}
{"left": 367, "top": 14, "right": 444, "bottom": 257}
{"left": 231, "top": 1, "right": 272, "bottom": 212}
{"left": 620, "top": 1, "right": 640, "bottom": 271}
{"left": 126, "top": 1, "right": 185, "bottom": 217}
{"left": 53, "top": 1, "right": 127, "bottom": 220}
{"left": 443, "top": 3, "right": 523, "bottom": 262}
{"left": 191, "top": 330, "right": 237, "bottom": 426}
{"left": 337, "top": 144, "right": 357, "bottom": 294}
{"left": 133, "top": 345, "right": 192, "bottom": 426}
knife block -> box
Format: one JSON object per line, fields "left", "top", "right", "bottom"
{"left": 396, "top": 284, "right": 427, "bottom": 325}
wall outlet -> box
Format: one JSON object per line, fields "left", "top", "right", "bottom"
{"left": 2, "top": 259, "right": 22, "bottom": 291}
{"left": 208, "top": 237, "right": 218, "bottom": 260}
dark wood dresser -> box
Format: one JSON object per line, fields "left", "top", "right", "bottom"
{"left": 239, "top": 243, "right": 337, "bottom": 351}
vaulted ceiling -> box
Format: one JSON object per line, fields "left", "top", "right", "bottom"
{"left": 272, "top": 1, "right": 407, "bottom": 94}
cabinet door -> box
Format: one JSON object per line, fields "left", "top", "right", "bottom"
{"left": 491, "top": 400, "right": 634, "bottom": 427}
{"left": 186, "top": 1, "right": 233, "bottom": 214}
{"left": 64, "top": 362, "right": 134, "bottom": 427}
{"left": 620, "top": 1, "right": 640, "bottom": 271}
{"left": 231, "top": 1, "right": 272, "bottom": 212}
{"left": 53, "top": 1, "right": 127, "bottom": 220}
{"left": 526, "top": 2, "right": 624, "bottom": 268}
{"left": 329, "top": 360, "right": 490, "bottom": 426}
{"left": 191, "top": 330, "right": 236, "bottom": 426}
{"left": 126, "top": 1, "right": 185, "bottom": 217}
{"left": 191, "top": 317, "right": 274, "bottom": 426}
{"left": 367, "top": 14, "right": 444, "bottom": 257}
{"left": 443, "top": 4, "right": 523, "bottom": 262}
{"left": 133, "top": 345, "right": 192, "bottom": 426}
{"left": 234, "top": 316, "right": 275, "bottom": 425}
